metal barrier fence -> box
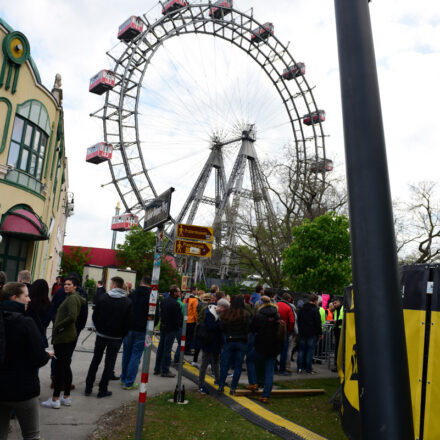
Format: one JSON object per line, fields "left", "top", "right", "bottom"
{"left": 313, "top": 323, "right": 335, "bottom": 370}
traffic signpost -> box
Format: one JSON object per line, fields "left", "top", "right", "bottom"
{"left": 135, "top": 189, "right": 175, "bottom": 440}
{"left": 174, "top": 239, "right": 212, "bottom": 258}
{"left": 176, "top": 223, "right": 213, "bottom": 242}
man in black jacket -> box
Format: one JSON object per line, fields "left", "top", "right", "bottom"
{"left": 120, "top": 275, "right": 151, "bottom": 389}
{"left": 154, "top": 285, "right": 183, "bottom": 377}
{"left": 297, "top": 293, "right": 322, "bottom": 374}
{"left": 85, "top": 276, "right": 132, "bottom": 398}
{"left": 0, "top": 282, "right": 51, "bottom": 436}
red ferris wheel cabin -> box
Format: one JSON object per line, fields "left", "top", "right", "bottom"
{"left": 162, "top": 0, "right": 187, "bottom": 16}
{"left": 89, "top": 70, "right": 116, "bottom": 95}
{"left": 303, "top": 110, "right": 326, "bottom": 126}
{"left": 118, "top": 16, "right": 144, "bottom": 42}
{"left": 310, "top": 158, "right": 334, "bottom": 173}
{"left": 111, "top": 213, "right": 139, "bottom": 231}
{"left": 209, "top": 0, "right": 233, "bottom": 19}
{"left": 250, "top": 22, "right": 274, "bottom": 44}
{"left": 86, "top": 143, "right": 113, "bottom": 164}
{"left": 282, "top": 62, "right": 306, "bottom": 80}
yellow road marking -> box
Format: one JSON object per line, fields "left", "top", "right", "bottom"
{"left": 175, "top": 353, "right": 327, "bottom": 440}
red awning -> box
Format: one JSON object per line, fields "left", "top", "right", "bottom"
{"left": 0, "top": 206, "right": 48, "bottom": 241}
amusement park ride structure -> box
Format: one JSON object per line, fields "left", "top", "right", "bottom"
{"left": 88, "top": 0, "right": 331, "bottom": 280}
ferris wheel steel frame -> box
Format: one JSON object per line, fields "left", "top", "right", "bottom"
{"left": 91, "top": 2, "right": 328, "bottom": 279}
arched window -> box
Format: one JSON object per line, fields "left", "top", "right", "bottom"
{"left": 7, "top": 100, "right": 50, "bottom": 182}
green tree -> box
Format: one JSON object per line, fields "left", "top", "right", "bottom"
{"left": 116, "top": 226, "right": 181, "bottom": 289}
{"left": 282, "top": 212, "right": 352, "bottom": 295}
{"left": 116, "top": 226, "right": 156, "bottom": 280}
{"left": 60, "top": 247, "right": 91, "bottom": 278}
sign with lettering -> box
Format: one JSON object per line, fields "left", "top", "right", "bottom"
{"left": 174, "top": 239, "right": 212, "bottom": 258}
{"left": 143, "top": 187, "right": 174, "bottom": 231}
{"left": 176, "top": 223, "right": 213, "bottom": 242}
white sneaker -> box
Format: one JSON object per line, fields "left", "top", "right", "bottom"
{"left": 60, "top": 396, "right": 72, "bottom": 406}
{"left": 191, "top": 362, "right": 200, "bottom": 368}
{"left": 41, "top": 398, "right": 60, "bottom": 409}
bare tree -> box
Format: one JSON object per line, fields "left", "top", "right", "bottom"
{"left": 226, "top": 147, "right": 348, "bottom": 287}
{"left": 400, "top": 182, "right": 440, "bottom": 263}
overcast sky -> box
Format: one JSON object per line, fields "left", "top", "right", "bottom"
{"left": 1, "top": 0, "right": 439, "bottom": 249}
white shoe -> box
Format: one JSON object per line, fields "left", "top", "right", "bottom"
{"left": 60, "top": 396, "right": 72, "bottom": 406}
{"left": 41, "top": 398, "right": 60, "bottom": 409}
{"left": 191, "top": 362, "right": 200, "bottom": 368}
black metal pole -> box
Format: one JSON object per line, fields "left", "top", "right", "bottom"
{"left": 333, "top": 1, "right": 414, "bottom": 439}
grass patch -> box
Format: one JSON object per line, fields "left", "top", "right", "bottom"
{"left": 90, "top": 391, "right": 278, "bottom": 440}
{"left": 249, "top": 377, "right": 346, "bottom": 440}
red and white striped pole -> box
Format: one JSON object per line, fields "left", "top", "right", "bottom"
{"left": 174, "top": 294, "right": 189, "bottom": 402}
{"left": 134, "top": 226, "right": 164, "bottom": 440}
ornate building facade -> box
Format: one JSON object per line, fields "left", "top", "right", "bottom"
{"left": 0, "top": 19, "right": 71, "bottom": 283}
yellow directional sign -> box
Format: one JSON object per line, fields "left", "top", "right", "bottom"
{"left": 176, "top": 223, "right": 213, "bottom": 242}
{"left": 174, "top": 239, "right": 212, "bottom": 258}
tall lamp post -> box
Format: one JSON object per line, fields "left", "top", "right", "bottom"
{"left": 333, "top": 0, "right": 414, "bottom": 438}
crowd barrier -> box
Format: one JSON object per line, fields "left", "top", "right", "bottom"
{"left": 313, "top": 322, "right": 335, "bottom": 370}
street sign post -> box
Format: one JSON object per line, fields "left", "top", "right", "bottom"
{"left": 176, "top": 223, "right": 213, "bottom": 242}
{"left": 174, "top": 239, "right": 212, "bottom": 258}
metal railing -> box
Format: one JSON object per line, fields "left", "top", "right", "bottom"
{"left": 314, "top": 322, "right": 335, "bottom": 370}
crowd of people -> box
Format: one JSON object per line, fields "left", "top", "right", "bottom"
{"left": 0, "top": 269, "right": 343, "bottom": 439}
{"left": 152, "top": 284, "right": 343, "bottom": 404}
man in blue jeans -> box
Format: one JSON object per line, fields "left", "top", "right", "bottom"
{"left": 297, "top": 293, "right": 322, "bottom": 374}
{"left": 120, "top": 276, "right": 151, "bottom": 390}
{"left": 154, "top": 285, "right": 183, "bottom": 377}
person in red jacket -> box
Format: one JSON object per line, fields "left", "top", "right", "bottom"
{"left": 277, "top": 293, "right": 295, "bottom": 375}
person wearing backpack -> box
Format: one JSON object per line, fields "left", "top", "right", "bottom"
{"left": 246, "top": 296, "right": 285, "bottom": 403}
{"left": 197, "top": 298, "right": 230, "bottom": 394}
{"left": 0, "top": 282, "right": 52, "bottom": 438}
{"left": 192, "top": 293, "right": 212, "bottom": 368}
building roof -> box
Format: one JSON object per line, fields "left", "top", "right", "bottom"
{"left": 62, "top": 245, "right": 177, "bottom": 269}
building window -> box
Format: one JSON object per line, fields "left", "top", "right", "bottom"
{"left": 7, "top": 115, "right": 48, "bottom": 180}
{"left": 0, "top": 237, "right": 29, "bottom": 282}
{"left": 5, "top": 100, "right": 50, "bottom": 194}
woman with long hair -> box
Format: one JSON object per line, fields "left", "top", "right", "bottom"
{"left": 0, "top": 282, "right": 52, "bottom": 437}
{"left": 27, "top": 279, "right": 51, "bottom": 347}
{"left": 42, "top": 277, "right": 85, "bottom": 409}
{"left": 217, "top": 294, "right": 251, "bottom": 395}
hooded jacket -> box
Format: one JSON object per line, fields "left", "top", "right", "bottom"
{"left": 128, "top": 285, "right": 151, "bottom": 333}
{"left": 298, "top": 302, "right": 322, "bottom": 338}
{"left": 93, "top": 288, "right": 132, "bottom": 339}
{"left": 251, "top": 303, "right": 283, "bottom": 357}
{"left": 0, "top": 301, "right": 50, "bottom": 401}
{"left": 52, "top": 291, "right": 86, "bottom": 344}
{"left": 199, "top": 305, "right": 224, "bottom": 354}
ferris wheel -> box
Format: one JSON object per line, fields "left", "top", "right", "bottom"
{"left": 88, "top": 1, "right": 330, "bottom": 265}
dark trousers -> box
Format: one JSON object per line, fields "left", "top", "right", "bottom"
{"left": 50, "top": 336, "right": 79, "bottom": 379}
{"left": 185, "top": 323, "right": 196, "bottom": 354}
{"left": 154, "top": 330, "right": 178, "bottom": 374}
{"left": 334, "top": 328, "right": 341, "bottom": 367}
{"left": 53, "top": 342, "right": 76, "bottom": 398}
{"left": 86, "top": 335, "right": 122, "bottom": 393}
